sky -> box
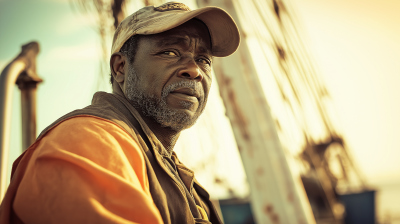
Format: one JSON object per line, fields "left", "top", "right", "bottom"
{"left": 0, "top": 0, "right": 99, "bottom": 173}
{"left": 1, "top": 0, "right": 399, "bottom": 221}
{"left": 290, "top": 0, "right": 400, "bottom": 183}
{"left": 289, "top": 0, "right": 400, "bottom": 219}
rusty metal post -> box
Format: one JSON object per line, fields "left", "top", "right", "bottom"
{"left": 16, "top": 70, "right": 42, "bottom": 151}
{"left": 197, "top": 0, "right": 315, "bottom": 223}
{"left": 0, "top": 42, "right": 40, "bottom": 200}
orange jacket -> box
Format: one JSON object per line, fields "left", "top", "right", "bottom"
{"left": 2, "top": 116, "right": 163, "bottom": 223}
{"left": 0, "top": 92, "right": 218, "bottom": 224}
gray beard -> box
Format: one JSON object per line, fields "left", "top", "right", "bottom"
{"left": 125, "top": 66, "right": 205, "bottom": 131}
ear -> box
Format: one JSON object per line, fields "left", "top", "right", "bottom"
{"left": 110, "top": 52, "right": 126, "bottom": 83}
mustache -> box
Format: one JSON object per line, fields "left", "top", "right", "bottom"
{"left": 162, "top": 80, "right": 202, "bottom": 98}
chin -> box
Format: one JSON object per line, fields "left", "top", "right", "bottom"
{"left": 129, "top": 88, "right": 205, "bottom": 131}
{"left": 157, "top": 111, "right": 200, "bottom": 131}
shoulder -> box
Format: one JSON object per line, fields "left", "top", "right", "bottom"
{"left": 45, "top": 115, "right": 133, "bottom": 142}
{"left": 38, "top": 115, "right": 141, "bottom": 156}
{"left": 33, "top": 116, "right": 147, "bottom": 183}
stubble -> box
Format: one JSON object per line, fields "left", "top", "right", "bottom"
{"left": 125, "top": 66, "right": 205, "bottom": 131}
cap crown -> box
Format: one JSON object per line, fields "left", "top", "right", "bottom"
{"left": 111, "top": 2, "right": 240, "bottom": 57}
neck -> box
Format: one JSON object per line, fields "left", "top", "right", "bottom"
{"left": 137, "top": 110, "right": 181, "bottom": 154}
{"left": 112, "top": 82, "right": 180, "bottom": 154}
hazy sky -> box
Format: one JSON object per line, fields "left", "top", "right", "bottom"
{"left": 0, "top": 0, "right": 103, "bottom": 180}
{"left": 290, "top": 1, "right": 400, "bottom": 218}
{"left": 290, "top": 0, "right": 400, "bottom": 183}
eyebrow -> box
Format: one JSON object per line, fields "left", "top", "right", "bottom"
{"left": 155, "top": 36, "right": 212, "bottom": 56}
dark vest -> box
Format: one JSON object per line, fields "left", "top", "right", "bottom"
{"left": 10, "top": 92, "right": 223, "bottom": 224}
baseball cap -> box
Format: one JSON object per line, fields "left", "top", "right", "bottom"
{"left": 111, "top": 2, "right": 240, "bottom": 57}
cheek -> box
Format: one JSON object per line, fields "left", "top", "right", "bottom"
{"left": 136, "top": 66, "right": 168, "bottom": 96}
{"left": 144, "top": 79, "right": 165, "bottom": 97}
{"left": 203, "top": 78, "right": 212, "bottom": 96}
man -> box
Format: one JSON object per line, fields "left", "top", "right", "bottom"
{"left": 0, "top": 2, "right": 239, "bottom": 223}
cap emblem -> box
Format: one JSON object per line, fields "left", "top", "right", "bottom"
{"left": 154, "top": 2, "right": 191, "bottom": 12}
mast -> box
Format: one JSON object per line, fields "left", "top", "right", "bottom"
{"left": 198, "top": 0, "right": 315, "bottom": 223}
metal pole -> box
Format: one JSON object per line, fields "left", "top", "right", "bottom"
{"left": 0, "top": 42, "right": 40, "bottom": 200}
{"left": 16, "top": 70, "right": 42, "bottom": 151}
{"left": 197, "top": 0, "right": 315, "bottom": 223}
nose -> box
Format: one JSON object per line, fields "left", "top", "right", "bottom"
{"left": 177, "top": 60, "right": 203, "bottom": 82}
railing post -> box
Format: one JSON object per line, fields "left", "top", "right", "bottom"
{"left": 0, "top": 42, "right": 41, "bottom": 200}
{"left": 16, "top": 69, "right": 42, "bottom": 151}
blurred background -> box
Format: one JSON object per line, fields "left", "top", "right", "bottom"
{"left": 0, "top": 0, "right": 399, "bottom": 223}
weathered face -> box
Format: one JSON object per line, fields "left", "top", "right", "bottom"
{"left": 124, "top": 19, "right": 213, "bottom": 131}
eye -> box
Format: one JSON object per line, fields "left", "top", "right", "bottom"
{"left": 162, "top": 51, "right": 177, "bottom": 56}
{"left": 197, "top": 58, "right": 211, "bottom": 65}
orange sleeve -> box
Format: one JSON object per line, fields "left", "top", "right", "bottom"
{"left": 13, "top": 116, "right": 163, "bottom": 224}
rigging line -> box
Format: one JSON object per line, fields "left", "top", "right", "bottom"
{"left": 238, "top": 0, "right": 323, "bottom": 138}
{"left": 272, "top": 3, "right": 336, "bottom": 136}
{"left": 264, "top": 0, "right": 336, "bottom": 139}
{"left": 262, "top": 62, "right": 311, "bottom": 134}
{"left": 275, "top": 0, "right": 328, "bottom": 97}
{"left": 340, "top": 141, "right": 367, "bottom": 187}
{"left": 236, "top": 1, "right": 289, "bottom": 100}
{"left": 243, "top": 0, "right": 283, "bottom": 53}
{"left": 272, "top": 4, "right": 322, "bottom": 106}
{"left": 251, "top": 0, "right": 304, "bottom": 108}
{"left": 234, "top": 0, "right": 310, "bottom": 141}
{"left": 279, "top": 4, "right": 333, "bottom": 108}
{"left": 278, "top": 48, "right": 334, "bottom": 137}
{"left": 259, "top": 1, "right": 315, "bottom": 113}
{"left": 234, "top": 0, "right": 287, "bottom": 112}
{"left": 245, "top": 2, "right": 310, "bottom": 136}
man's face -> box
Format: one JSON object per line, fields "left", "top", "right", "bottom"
{"left": 124, "top": 19, "right": 213, "bottom": 131}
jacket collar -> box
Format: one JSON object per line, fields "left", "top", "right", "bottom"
{"left": 97, "top": 92, "right": 209, "bottom": 196}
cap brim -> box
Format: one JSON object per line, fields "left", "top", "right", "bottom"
{"left": 135, "top": 7, "right": 240, "bottom": 57}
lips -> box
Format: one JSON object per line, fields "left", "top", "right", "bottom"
{"left": 170, "top": 88, "right": 200, "bottom": 99}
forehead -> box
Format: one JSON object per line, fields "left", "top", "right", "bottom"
{"left": 145, "top": 19, "right": 212, "bottom": 55}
